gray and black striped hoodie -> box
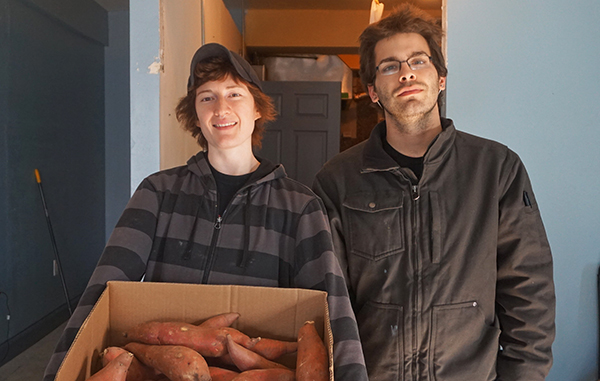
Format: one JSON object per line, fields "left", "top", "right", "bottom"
{"left": 43, "top": 151, "right": 368, "bottom": 381}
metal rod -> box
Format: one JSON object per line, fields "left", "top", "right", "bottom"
{"left": 34, "top": 169, "right": 73, "bottom": 316}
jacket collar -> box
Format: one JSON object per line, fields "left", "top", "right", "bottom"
{"left": 362, "top": 117, "right": 456, "bottom": 172}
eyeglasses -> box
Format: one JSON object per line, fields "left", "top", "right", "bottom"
{"left": 375, "top": 54, "right": 433, "bottom": 76}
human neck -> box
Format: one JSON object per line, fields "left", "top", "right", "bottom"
{"left": 207, "top": 147, "right": 260, "bottom": 176}
{"left": 385, "top": 112, "right": 442, "bottom": 158}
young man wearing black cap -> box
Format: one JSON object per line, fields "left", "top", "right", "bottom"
{"left": 43, "top": 43, "right": 368, "bottom": 381}
{"left": 313, "top": 5, "right": 555, "bottom": 381}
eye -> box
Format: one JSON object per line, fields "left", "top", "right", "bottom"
{"left": 409, "top": 55, "right": 429, "bottom": 67}
{"left": 380, "top": 62, "right": 399, "bottom": 73}
{"left": 229, "top": 92, "right": 242, "bottom": 98}
{"left": 199, "top": 96, "right": 213, "bottom": 102}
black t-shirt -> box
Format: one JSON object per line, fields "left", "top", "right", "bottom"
{"left": 382, "top": 137, "right": 424, "bottom": 182}
{"left": 209, "top": 164, "right": 253, "bottom": 216}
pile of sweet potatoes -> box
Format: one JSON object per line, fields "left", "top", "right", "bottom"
{"left": 84, "top": 313, "right": 329, "bottom": 381}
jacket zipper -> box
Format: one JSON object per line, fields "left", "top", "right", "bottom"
{"left": 389, "top": 170, "right": 421, "bottom": 379}
{"left": 200, "top": 183, "right": 252, "bottom": 284}
{"left": 411, "top": 184, "right": 420, "bottom": 381}
{"left": 412, "top": 185, "right": 420, "bottom": 201}
{"left": 201, "top": 211, "right": 224, "bottom": 284}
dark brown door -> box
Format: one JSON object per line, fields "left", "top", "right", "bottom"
{"left": 256, "top": 81, "right": 341, "bottom": 187}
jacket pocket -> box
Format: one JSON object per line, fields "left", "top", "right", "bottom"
{"left": 357, "top": 301, "right": 404, "bottom": 381}
{"left": 430, "top": 301, "right": 500, "bottom": 381}
{"left": 343, "top": 191, "right": 404, "bottom": 260}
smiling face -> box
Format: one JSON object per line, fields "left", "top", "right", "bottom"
{"left": 194, "top": 76, "right": 261, "bottom": 153}
{"left": 368, "top": 32, "right": 446, "bottom": 128}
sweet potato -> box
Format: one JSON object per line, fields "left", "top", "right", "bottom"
{"left": 226, "top": 334, "right": 289, "bottom": 372}
{"left": 102, "top": 346, "right": 163, "bottom": 381}
{"left": 209, "top": 366, "right": 240, "bottom": 381}
{"left": 87, "top": 351, "right": 133, "bottom": 381}
{"left": 199, "top": 312, "right": 240, "bottom": 328}
{"left": 123, "top": 321, "right": 257, "bottom": 357}
{"left": 124, "top": 342, "right": 211, "bottom": 381}
{"left": 231, "top": 369, "right": 295, "bottom": 381}
{"left": 206, "top": 353, "right": 237, "bottom": 369}
{"left": 296, "top": 321, "right": 328, "bottom": 381}
{"left": 248, "top": 338, "right": 298, "bottom": 360}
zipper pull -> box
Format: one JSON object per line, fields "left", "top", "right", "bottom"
{"left": 214, "top": 215, "right": 222, "bottom": 230}
{"left": 412, "top": 185, "right": 420, "bottom": 201}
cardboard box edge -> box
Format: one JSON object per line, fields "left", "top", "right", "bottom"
{"left": 55, "top": 284, "right": 111, "bottom": 379}
{"left": 57, "top": 281, "right": 335, "bottom": 379}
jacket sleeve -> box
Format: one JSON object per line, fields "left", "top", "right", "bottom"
{"left": 292, "top": 197, "right": 368, "bottom": 381}
{"left": 495, "top": 152, "right": 556, "bottom": 380}
{"left": 42, "top": 179, "right": 160, "bottom": 381}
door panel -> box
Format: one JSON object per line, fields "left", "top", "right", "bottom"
{"left": 258, "top": 81, "right": 341, "bottom": 187}
{"left": 294, "top": 130, "right": 328, "bottom": 186}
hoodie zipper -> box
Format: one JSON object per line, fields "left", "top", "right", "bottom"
{"left": 200, "top": 184, "right": 251, "bottom": 284}
{"left": 201, "top": 210, "right": 224, "bottom": 284}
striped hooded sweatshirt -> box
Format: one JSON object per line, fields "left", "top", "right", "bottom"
{"left": 43, "top": 152, "right": 368, "bottom": 381}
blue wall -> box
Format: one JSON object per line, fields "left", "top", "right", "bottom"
{"left": 0, "top": 1, "right": 9, "bottom": 357}
{"left": 447, "top": 2, "right": 600, "bottom": 380}
{"left": 0, "top": 0, "right": 108, "bottom": 364}
{"left": 104, "top": 10, "right": 130, "bottom": 239}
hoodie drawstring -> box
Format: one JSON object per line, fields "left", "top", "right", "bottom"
{"left": 237, "top": 188, "right": 252, "bottom": 268}
{"left": 182, "top": 204, "right": 203, "bottom": 260}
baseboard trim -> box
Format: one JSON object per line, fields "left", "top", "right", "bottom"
{"left": 0, "top": 299, "right": 79, "bottom": 368}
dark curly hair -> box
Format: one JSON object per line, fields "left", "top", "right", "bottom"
{"left": 359, "top": 4, "right": 448, "bottom": 91}
{"left": 175, "top": 56, "right": 276, "bottom": 150}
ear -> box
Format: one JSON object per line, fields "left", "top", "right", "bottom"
{"left": 254, "top": 108, "right": 261, "bottom": 121}
{"left": 439, "top": 77, "right": 446, "bottom": 91}
{"left": 367, "top": 84, "right": 379, "bottom": 103}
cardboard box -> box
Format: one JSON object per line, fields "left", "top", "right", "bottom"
{"left": 56, "top": 281, "right": 333, "bottom": 380}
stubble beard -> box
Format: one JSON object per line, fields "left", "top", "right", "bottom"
{"left": 377, "top": 84, "right": 439, "bottom": 134}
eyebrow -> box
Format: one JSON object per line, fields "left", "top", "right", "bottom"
{"left": 196, "top": 85, "right": 246, "bottom": 95}
{"left": 377, "top": 50, "right": 430, "bottom": 66}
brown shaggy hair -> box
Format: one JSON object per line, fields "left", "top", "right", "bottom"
{"left": 359, "top": 4, "right": 448, "bottom": 90}
{"left": 175, "top": 56, "right": 277, "bottom": 150}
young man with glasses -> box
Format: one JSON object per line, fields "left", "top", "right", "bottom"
{"left": 313, "top": 5, "right": 555, "bottom": 380}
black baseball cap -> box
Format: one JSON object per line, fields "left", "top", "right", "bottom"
{"left": 187, "top": 43, "right": 263, "bottom": 91}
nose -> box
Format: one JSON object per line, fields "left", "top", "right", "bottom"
{"left": 399, "top": 64, "right": 416, "bottom": 82}
{"left": 214, "top": 97, "right": 230, "bottom": 117}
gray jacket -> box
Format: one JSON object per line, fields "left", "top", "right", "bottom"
{"left": 313, "top": 119, "right": 555, "bottom": 381}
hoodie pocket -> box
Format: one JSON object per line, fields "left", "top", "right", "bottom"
{"left": 357, "top": 301, "right": 404, "bottom": 381}
{"left": 343, "top": 191, "right": 404, "bottom": 260}
{"left": 430, "top": 301, "right": 500, "bottom": 381}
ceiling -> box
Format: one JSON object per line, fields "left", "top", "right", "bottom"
{"left": 94, "top": 0, "right": 441, "bottom": 12}
{"left": 224, "top": 0, "right": 441, "bottom": 11}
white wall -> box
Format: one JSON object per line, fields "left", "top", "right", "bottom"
{"left": 159, "top": 0, "right": 242, "bottom": 171}
{"left": 130, "top": 0, "right": 160, "bottom": 193}
{"left": 447, "top": 2, "right": 600, "bottom": 379}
